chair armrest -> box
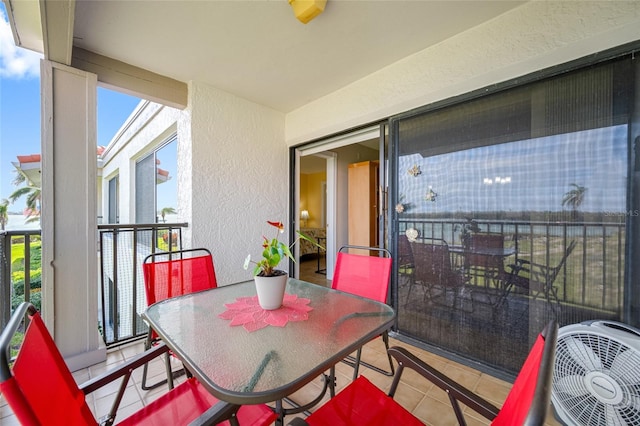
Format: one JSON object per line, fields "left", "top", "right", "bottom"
{"left": 80, "top": 343, "right": 173, "bottom": 425}
{"left": 388, "top": 346, "right": 500, "bottom": 421}
{"left": 79, "top": 343, "right": 171, "bottom": 395}
{"left": 188, "top": 401, "right": 242, "bottom": 426}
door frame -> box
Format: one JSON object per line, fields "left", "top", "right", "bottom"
{"left": 291, "top": 124, "right": 384, "bottom": 280}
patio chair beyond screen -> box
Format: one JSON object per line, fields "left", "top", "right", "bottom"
{"left": 141, "top": 247, "right": 218, "bottom": 390}
{"left": 0, "top": 303, "right": 277, "bottom": 426}
{"left": 331, "top": 245, "right": 394, "bottom": 379}
{"left": 465, "top": 233, "right": 506, "bottom": 287}
{"left": 408, "top": 239, "right": 469, "bottom": 311}
{"left": 500, "top": 240, "right": 577, "bottom": 313}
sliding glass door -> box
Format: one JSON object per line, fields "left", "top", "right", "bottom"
{"left": 390, "top": 55, "right": 639, "bottom": 375}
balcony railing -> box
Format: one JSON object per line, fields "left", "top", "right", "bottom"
{"left": 0, "top": 219, "right": 625, "bottom": 344}
{"left": 0, "top": 223, "right": 189, "bottom": 347}
{"left": 0, "top": 230, "right": 42, "bottom": 331}
{"left": 98, "top": 222, "right": 188, "bottom": 346}
{"left": 398, "top": 218, "right": 625, "bottom": 314}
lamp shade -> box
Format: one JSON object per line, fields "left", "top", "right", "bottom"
{"left": 288, "top": 0, "right": 327, "bottom": 24}
{"left": 301, "top": 210, "right": 310, "bottom": 220}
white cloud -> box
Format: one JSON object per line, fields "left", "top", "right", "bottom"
{"left": 0, "top": 8, "right": 42, "bottom": 79}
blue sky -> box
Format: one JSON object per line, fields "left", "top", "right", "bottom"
{"left": 0, "top": 3, "right": 140, "bottom": 211}
{"left": 398, "top": 125, "right": 627, "bottom": 214}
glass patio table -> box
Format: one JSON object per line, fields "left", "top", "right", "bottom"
{"left": 141, "top": 278, "right": 395, "bottom": 421}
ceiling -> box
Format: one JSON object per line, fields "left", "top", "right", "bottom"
{"left": 63, "top": 1, "right": 525, "bottom": 113}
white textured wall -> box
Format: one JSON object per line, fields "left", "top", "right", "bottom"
{"left": 286, "top": 1, "right": 640, "bottom": 145}
{"left": 184, "top": 82, "right": 287, "bottom": 285}
{"left": 100, "top": 101, "right": 181, "bottom": 223}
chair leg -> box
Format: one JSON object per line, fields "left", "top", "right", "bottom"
{"left": 141, "top": 329, "right": 185, "bottom": 391}
{"left": 344, "top": 330, "right": 395, "bottom": 379}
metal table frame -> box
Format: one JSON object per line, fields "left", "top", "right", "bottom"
{"left": 142, "top": 278, "right": 395, "bottom": 424}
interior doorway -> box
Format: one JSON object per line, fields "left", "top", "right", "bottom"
{"left": 294, "top": 125, "right": 384, "bottom": 286}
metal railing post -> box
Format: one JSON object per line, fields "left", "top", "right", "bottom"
{"left": 0, "top": 232, "right": 11, "bottom": 331}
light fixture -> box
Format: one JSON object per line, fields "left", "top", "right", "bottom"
{"left": 301, "top": 210, "right": 310, "bottom": 226}
{"left": 288, "top": 0, "right": 327, "bottom": 24}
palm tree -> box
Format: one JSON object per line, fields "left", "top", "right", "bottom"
{"left": 562, "top": 183, "right": 587, "bottom": 219}
{"left": 160, "top": 206, "right": 176, "bottom": 223}
{"left": 0, "top": 199, "right": 9, "bottom": 230}
{"left": 9, "top": 167, "right": 41, "bottom": 224}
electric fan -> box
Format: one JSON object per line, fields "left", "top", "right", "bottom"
{"left": 552, "top": 320, "right": 640, "bottom": 425}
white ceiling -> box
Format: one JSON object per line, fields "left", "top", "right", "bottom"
{"left": 71, "top": 0, "right": 525, "bottom": 113}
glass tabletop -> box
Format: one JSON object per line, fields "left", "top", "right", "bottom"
{"left": 142, "top": 278, "right": 395, "bottom": 405}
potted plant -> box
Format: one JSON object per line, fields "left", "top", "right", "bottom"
{"left": 244, "top": 220, "right": 323, "bottom": 309}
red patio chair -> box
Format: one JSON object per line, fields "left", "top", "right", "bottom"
{"left": 290, "top": 321, "right": 557, "bottom": 426}
{"left": 0, "top": 302, "right": 277, "bottom": 426}
{"left": 331, "top": 245, "right": 394, "bottom": 380}
{"left": 141, "top": 247, "right": 218, "bottom": 390}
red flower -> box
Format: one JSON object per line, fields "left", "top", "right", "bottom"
{"left": 267, "top": 221, "right": 284, "bottom": 232}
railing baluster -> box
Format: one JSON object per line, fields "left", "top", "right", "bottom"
{"left": 24, "top": 236, "right": 30, "bottom": 305}
{"left": 96, "top": 222, "right": 188, "bottom": 347}
{"left": 0, "top": 232, "right": 11, "bottom": 330}
{"left": 394, "top": 218, "right": 624, "bottom": 315}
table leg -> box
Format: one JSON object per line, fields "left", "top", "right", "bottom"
{"left": 315, "top": 237, "right": 326, "bottom": 274}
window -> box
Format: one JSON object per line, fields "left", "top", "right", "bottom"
{"left": 107, "top": 175, "right": 119, "bottom": 224}
{"left": 135, "top": 137, "right": 178, "bottom": 250}
{"left": 134, "top": 137, "right": 177, "bottom": 224}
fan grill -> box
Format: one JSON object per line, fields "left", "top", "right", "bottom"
{"left": 553, "top": 331, "right": 640, "bottom": 426}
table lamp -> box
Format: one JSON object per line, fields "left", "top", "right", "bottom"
{"left": 301, "top": 210, "right": 310, "bottom": 227}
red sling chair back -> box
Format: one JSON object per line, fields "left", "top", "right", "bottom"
{"left": 0, "top": 303, "right": 277, "bottom": 426}
{"left": 332, "top": 245, "right": 392, "bottom": 303}
{"left": 331, "top": 245, "right": 394, "bottom": 379}
{"left": 143, "top": 247, "right": 218, "bottom": 303}
{"left": 297, "top": 321, "right": 558, "bottom": 426}
{"left": 141, "top": 247, "right": 218, "bottom": 390}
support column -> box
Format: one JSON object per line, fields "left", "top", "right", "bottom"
{"left": 41, "top": 60, "right": 105, "bottom": 370}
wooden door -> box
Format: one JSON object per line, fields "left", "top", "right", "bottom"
{"left": 348, "top": 161, "right": 378, "bottom": 247}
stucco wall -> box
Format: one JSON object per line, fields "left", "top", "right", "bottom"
{"left": 285, "top": 1, "right": 640, "bottom": 145}
{"left": 185, "top": 82, "right": 287, "bottom": 285}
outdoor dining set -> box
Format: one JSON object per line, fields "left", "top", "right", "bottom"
{"left": 0, "top": 243, "right": 558, "bottom": 425}
{"left": 399, "top": 232, "right": 576, "bottom": 316}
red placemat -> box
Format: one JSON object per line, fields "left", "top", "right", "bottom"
{"left": 218, "top": 293, "right": 313, "bottom": 332}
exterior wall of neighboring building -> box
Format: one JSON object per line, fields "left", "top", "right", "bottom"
{"left": 100, "top": 101, "right": 181, "bottom": 224}
{"left": 285, "top": 1, "right": 640, "bottom": 145}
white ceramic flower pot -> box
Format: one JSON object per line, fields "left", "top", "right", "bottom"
{"left": 254, "top": 273, "right": 287, "bottom": 310}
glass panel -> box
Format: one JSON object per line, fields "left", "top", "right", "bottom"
{"left": 135, "top": 153, "right": 156, "bottom": 224}
{"left": 143, "top": 279, "right": 394, "bottom": 402}
{"left": 108, "top": 175, "right": 118, "bottom": 224}
{"left": 155, "top": 138, "right": 177, "bottom": 224}
{"left": 392, "top": 57, "right": 633, "bottom": 375}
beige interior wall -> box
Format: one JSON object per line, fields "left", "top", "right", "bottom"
{"left": 300, "top": 172, "right": 326, "bottom": 229}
